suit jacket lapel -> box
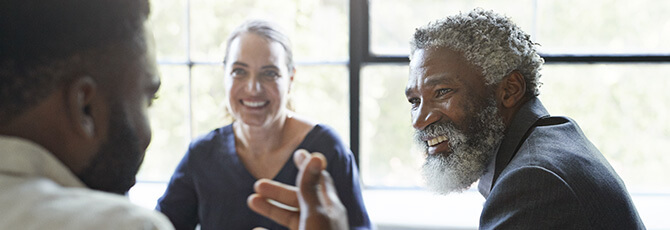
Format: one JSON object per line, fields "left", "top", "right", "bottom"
{"left": 478, "top": 97, "right": 550, "bottom": 198}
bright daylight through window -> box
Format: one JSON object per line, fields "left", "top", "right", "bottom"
{"left": 137, "top": 0, "right": 669, "bottom": 228}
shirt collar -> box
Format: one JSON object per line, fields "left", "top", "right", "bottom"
{"left": 0, "top": 135, "right": 86, "bottom": 188}
{"left": 478, "top": 97, "right": 550, "bottom": 198}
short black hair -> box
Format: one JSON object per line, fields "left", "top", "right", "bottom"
{"left": 0, "top": 0, "right": 150, "bottom": 124}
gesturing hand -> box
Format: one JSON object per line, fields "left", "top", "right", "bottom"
{"left": 247, "top": 149, "right": 349, "bottom": 230}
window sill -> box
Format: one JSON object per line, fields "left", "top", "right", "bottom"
{"left": 129, "top": 182, "right": 670, "bottom": 230}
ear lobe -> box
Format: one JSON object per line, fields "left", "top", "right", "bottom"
{"left": 67, "top": 76, "right": 98, "bottom": 139}
{"left": 288, "top": 68, "right": 296, "bottom": 93}
{"left": 499, "top": 70, "right": 526, "bottom": 108}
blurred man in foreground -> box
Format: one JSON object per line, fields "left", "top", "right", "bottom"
{"left": 0, "top": 0, "right": 173, "bottom": 229}
{"left": 248, "top": 8, "right": 645, "bottom": 229}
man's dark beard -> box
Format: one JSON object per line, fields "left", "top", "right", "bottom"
{"left": 77, "top": 104, "right": 143, "bottom": 195}
{"left": 415, "top": 98, "right": 505, "bottom": 194}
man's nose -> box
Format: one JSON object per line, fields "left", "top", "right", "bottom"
{"left": 412, "top": 102, "right": 439, "bottom": 131}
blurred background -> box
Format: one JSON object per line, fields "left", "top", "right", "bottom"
{"left": 131, "top": 0, "right": 670, "bottom": 229}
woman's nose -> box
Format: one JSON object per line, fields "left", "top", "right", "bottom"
{"left": 245, "top": 76, "right": 262, "bottom": 93}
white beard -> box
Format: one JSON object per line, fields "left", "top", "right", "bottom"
{"left": 420, "top": 103, "right": 505, "bottom": 194}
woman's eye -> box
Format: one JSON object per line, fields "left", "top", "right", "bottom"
{"left": 262, "top": 70, "right": 280, "bottom": 79}
{"left": 436, "top": 88, "right": 452, "bottom": 97}
{"left": 231, "top": 68, "right": 246, "bottom": 77}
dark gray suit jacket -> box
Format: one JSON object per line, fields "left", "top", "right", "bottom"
{"left": 477, "top": 98, "right": 645, "bottom": 229}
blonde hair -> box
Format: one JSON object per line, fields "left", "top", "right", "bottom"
{"left": 221, "top": 20, "right": 296, "bottom": 121}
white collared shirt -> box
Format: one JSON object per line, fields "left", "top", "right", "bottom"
{"left": 0, "top": 136, "right": 174, "bottom": 230}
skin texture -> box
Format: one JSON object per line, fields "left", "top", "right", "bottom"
{"left": 224, "top": 33, "right": 293, "bottom": 129}
{"left": 77, "top": 38, "right": 160, "bottom": 194}
{"left": 247, "top": 46, "right": 529, "bottom": 229}
{"left": 223, "top": 32, "right": 314, "bottom": 180}
{"left": 0, "top": 27, "right": 160, "bottom": 194}
{"left": 406, "top": 47, "right": 493, "bottom": 156}
{"left": 407, "top": 46, "right": 528, "bottom": 143}
{"left": 408, "top": 47, "right": 513, "bottom": 194}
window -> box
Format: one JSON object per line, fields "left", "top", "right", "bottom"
{"left": 137, "top": 0, "right": 670, "bottom": 228}
{"left": 359, "top": 0, "right": 670, "bottom": 192}
{"left": 539, "top": 64, "right": 670, "bottom": 192}
{"left": 355, "top": 1, "right": 670, "bottom": 228}
{"left": 140, "top": 0, "right": 350, "bottom": 181}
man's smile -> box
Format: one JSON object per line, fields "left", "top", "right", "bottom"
{"left": 427, "top": 135, "right": 447, "bottom": 147}
{"left": 426, "top": 135, "right": 452, "bottom": 156}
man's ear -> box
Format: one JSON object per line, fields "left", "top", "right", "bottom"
{"left": 66, "top": 76, "right": 98, "bottom": 139}
{"left": 497, "top": 70, "right": 527, "bottom": 108}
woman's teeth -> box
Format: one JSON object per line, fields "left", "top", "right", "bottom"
{"left": 242, "top": 100, "right": 266, "bottom": 107}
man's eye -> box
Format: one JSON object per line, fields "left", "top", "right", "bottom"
{"left": 408, "top": 98, "right": 420, "bottom": 108}
{"left": 149, "top": 94, "right": 159, "bottom": 107}
{"left": 436, "top": 88, "right": 452, "bottom": 97}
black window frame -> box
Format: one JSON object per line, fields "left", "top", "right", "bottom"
{"left": 347, "top": 0, "right": 670, "bottom": 168}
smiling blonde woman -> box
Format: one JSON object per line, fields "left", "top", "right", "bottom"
{"left": 155, "top": 20, "right": 371, "bottom": 230}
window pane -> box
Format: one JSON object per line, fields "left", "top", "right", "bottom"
{"left": 370, "top": 0, "right": 670, "bottom": 56}
{"left": 292, "top": 65, "right": 350, "bottom": 143}
{"left": 191, "top": 65, "right": 231, "bottom": 137}
{"left": 148, "top": 0, "right": 187, "bottom": 61}
{"left": 189, "top": 0, "right": 348, "bottom": 62}
{"left": 370, "top": 0, "right": 535, "bottom": 56}
{"left": 539, "top": 64, "right": 670, "bottom": 192}
{"left": 360, "top": 63, "right": 670, "bottom": 192}
{"left": 536, "top": 0, "right": 670, "bottom": 54}
{"left": 360, "top": 64, "right": 425, "bottom": 187}
{"left": 138, "top": 66, "right": 190, "bottom": 181}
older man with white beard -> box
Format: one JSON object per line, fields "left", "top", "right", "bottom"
{"left": 247, "top": 8, "right": 646, "bottom": 230}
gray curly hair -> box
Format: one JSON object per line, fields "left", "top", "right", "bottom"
{"left": 410, "top": 8, "right": 543, "bottom": 97}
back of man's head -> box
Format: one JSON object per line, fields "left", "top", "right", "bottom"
{"left": 0, "top": 0, "right": 150, "bottom": 124}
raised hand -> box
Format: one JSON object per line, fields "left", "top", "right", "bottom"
{"left": 247, "top": 149, "right": 349, "bottom": 230}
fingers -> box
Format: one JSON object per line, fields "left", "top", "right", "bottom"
{"left": 297, "top": 154, "right": 326, "bottom": 209}
{"left": 294, "top": 149, "right": 327, "bottom": 170}
{"left": 293, "top": 149, "right": 309, "bottom": 166}
{"left": 293, "top": 149, "right": 330, "bottom": 211}
{"left": 247, "top": 194, "right": 299, "bottom": 229}
{"left": 248, "top": 179, "right": 301, "bottom": 229}
{"left": 318, "top": 170, "right": 349, "bottom": 230}
{"left": 313, "top": 153, "right": 327, "bottom": 169}
{"left": 250, "top": 149, "right": 336, "bottom": 230}
{"left": 253, "top": 179, "right": 300, "bottom": 208}
{"left": 320, "top": 170, "right": 342, "bottom": 207}
{"left": 295, "top": 156, "right": 349, "bottom": 230}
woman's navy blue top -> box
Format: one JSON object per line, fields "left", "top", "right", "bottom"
{"left": 156, "top": 124, "right": 371, "bottom": 230}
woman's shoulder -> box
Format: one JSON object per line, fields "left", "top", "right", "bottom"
{"left": 302, "top": 123, "right": 343, "bottom": 144}
{"left": 188, "top": 124, "right": 235, "bottom": 151}
{"left": 302, "top": 124, "right": 355, "bottom": 171}
{"left": 301, "top": 124, "right": 352, "bottom": 158}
